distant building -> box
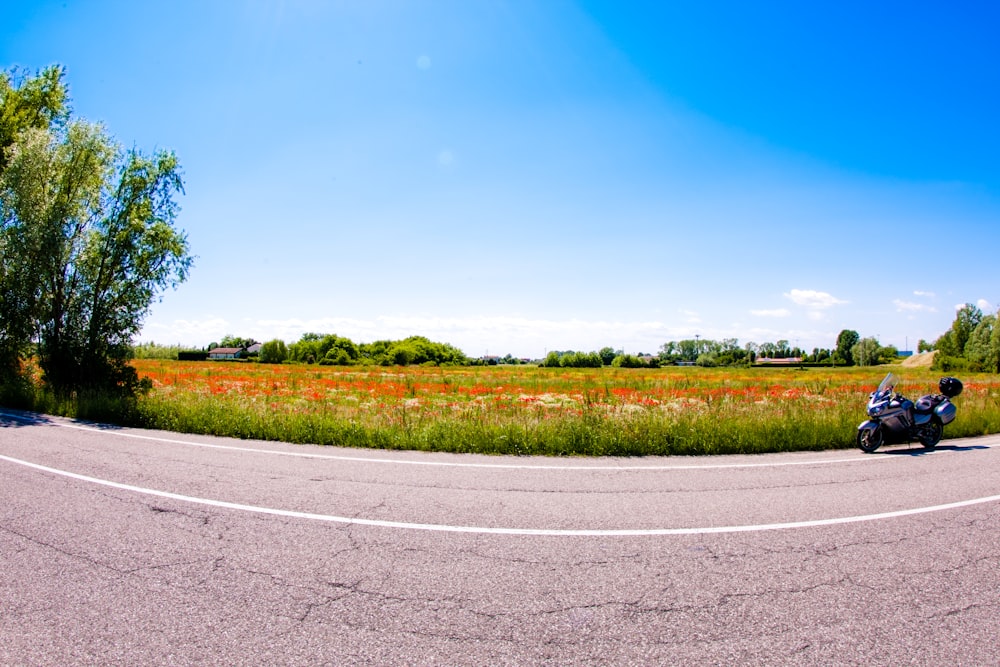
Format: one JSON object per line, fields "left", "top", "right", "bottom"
{"left": 208, "top": 347, "right": 242, "bottom": 360}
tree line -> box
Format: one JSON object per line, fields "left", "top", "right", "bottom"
{"left": 1, "top": 66, "right": 191, "bottom": 403}
{"left": 150, "top": 302, "right": 999, "bottom": 373}
{"left": 167, "top": 333, "right": 472, "bottom": 367}
{"left": 187, "top": 329, "right": 896, "bottom": 370}
{"left": 537, "top": 305, "right": 998, "bottom": 371}
{"left": 283, "top": 333, "right": 467, "bottom": 366}
{"left": 538, "top": 330, "right": 899, "bottom": 369}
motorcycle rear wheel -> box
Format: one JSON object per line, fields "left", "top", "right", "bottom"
{"left": 857, "top": 426, "right": 884, "bottom": 453}
{"left": 921, "top": 420, "right": 943, "bottom": 449}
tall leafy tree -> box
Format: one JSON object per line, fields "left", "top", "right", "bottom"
{"left": 851, "top": 337, "right": 881, "bottom": 367}
{"left": 0, "top": 66, "right": 191, "bottom": 396}
{"left": 952, "top": 303, "right": 983, "bottom": 356}
{"left": 965, "top": 314, "right": 998, "bottom": 372}
{"left": 0, "top": 66, "right": 70, "bottom": 380}
{"left": 934, "top": 303, "right": 984, "bottom": 360}
{"left": 259, "top": 339, "right": 288, "bottom": 364}
{"left": 836, "top": 329, "right": 860, "bottom": 365}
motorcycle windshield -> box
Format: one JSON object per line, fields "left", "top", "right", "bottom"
{"left": 876, "top": 372, "right": 899, "bottom": 395}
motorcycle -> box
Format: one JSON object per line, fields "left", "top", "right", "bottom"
{"left": 856, "top": 373, "right": 962, "bottom": 452}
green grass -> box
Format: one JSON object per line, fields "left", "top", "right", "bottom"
{"left": 7, "top": 361, "right": 1000, "bottom": 457}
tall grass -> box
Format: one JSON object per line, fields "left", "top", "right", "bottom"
{"left": 115, "top": 361, "right": 1000, "bottom": 456}
{"left": 9, "top": 360, "right": 998, "bottom": 456}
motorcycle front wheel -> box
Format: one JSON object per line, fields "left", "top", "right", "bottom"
{"left": 921, "top": 420, "right": 943, "bottom": 449}
{"left": 857, "top": 426, "right": 884, "bottom": 453}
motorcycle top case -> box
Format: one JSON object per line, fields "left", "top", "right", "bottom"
{"left": 939, "top": 376, "right": 963, "bottom": 398}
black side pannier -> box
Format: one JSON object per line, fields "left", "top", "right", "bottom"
{"left": 939, "top": 376, "right": 963, "bottom": 398}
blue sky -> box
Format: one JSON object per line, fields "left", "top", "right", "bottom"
{"left": 4, "top": 1, "right": 998, "bottom": 358}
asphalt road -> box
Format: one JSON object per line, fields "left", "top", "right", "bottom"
{"left": 2, "top": 410, "right": 1000, "bottom": 665}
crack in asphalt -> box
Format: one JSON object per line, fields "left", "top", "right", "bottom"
{"left": 933, "top": 599, "right": 1000, "bottom": 619}
{"left": 0, "top": 523, "right": 128, "bottom": 575}
{"left": 148, "top": 504, "right": 211, "bottom": 526}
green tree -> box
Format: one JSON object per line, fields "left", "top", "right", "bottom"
{"left": 877, "top": 344, "right": 899, "bottom": 365}
{"left": 836, "top": 329, "right": 860, "bottom": 365}
{"left": 131, "top": 342, "right": 182, "bottom": 360}
{"left": 851, "top": 337, "right": 881, "bottom": 367}
{"left": 354, "top": 336, "right": 467, "bottom": 366}
{"left": 320, "top": 335, "right": 359, "bottom": 365}
{"left": 965, "top": 314, "right": 998, "bottom": 372}
{"left": 0, "top": 66, "right": 70, "bottom": 382}
{"left": 695, "top": 352, "right": 718, "bottom": 367}
{"left": 288, "top": 333, "right": 322, "bottom": 363}
{"left": 676, "top": 339, "right": 700, "bottom": 362}
{"left": 612, "top": 354, "right": 645, "bottom": 368}
{"left": 1, "top": 65, "right": 68, "bottom": 175}
{"left": 259, "top": 339, "right": 288, "bottom": 364}
{"left": 934, "top": 303, "right": 985, "bottom": 367}
{"left": 559, "top": 352, "right": 580, "bottom": 367}
{"left": 542, "top": 351, "right": 561, "bottom": 367}
{"left": 598, "top": 346, "right": 617, "bottom": 366}
{"left": 951, "top": 303, "right": 983, "bottom": 357}
{"left": 360, "top": 339, "right": 393, "bottom": 365}
{"left": 659, "top": 341, "right": 678, "bottom": 360}
{"left": 219, "top": 335, "right": 258, "bottom": 350}
{"left": 0, "top": 81, "right": 190, "bottom": 396}
{"left": 934, "top": 331, "right": 958, "bottom": 358}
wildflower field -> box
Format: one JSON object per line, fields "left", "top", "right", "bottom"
{"left": 129, "top": 360, "right": 1000, "bottom": 456}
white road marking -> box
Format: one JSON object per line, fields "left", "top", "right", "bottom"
{"left": 3, "top": 452, "right": 999, "bottom": 536}
{"left": 7, "top": 411, "right": 933, "bottom": 471}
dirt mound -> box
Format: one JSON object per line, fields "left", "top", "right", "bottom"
{"left": 900, "top": 351, "right": 936, "bottom": 368}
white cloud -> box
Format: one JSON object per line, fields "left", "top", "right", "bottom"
{"left": 894, "top": 299, "right": 936, "bottom": 313}
{"left": 913, "top": 290, "right": 935, "bottom": 298}
{"left": 783, "top": 289, "right": 848, "bottom": 310}
{"left": 140, "top": 317, "right": 230, "bottom": 343}
{"left": 953, "top": 300, "right": 993, "bottom": 312}
{"left": 750, "top": 308, "right": 790, "bottom": 318}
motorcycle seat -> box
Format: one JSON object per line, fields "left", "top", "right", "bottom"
{"left": 914, "top": 395, "right": 941, "bottom": 413}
